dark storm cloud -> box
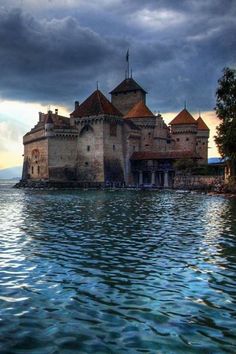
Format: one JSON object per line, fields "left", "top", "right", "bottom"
{"left": 0, "top": 0, "right": 235, "bottom": 112}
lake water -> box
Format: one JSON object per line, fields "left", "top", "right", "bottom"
{"left": 0, "top": 181, "right": 236, "bottom": 354}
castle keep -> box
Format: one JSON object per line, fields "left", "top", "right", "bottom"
{"left": 22, "top": 76, "right": 209, "bottom": 187}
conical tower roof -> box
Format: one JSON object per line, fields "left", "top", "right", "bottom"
{"left": 197, "top": 116, "right": 209, "bottom": 130}
{"left": 124, "top": 101, "right": 154, "bottom": 119}
{"left": 110, "top": 77, "right": 147, "bottom": 94}
{"left": 71, "top": 90, "right": 122, "bottom": 118}
{"left": 170, "top": 109, "right": 196, "bottom": 125}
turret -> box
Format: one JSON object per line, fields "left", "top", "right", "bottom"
{"left": 45, "top": 110, "right": 54, "bottom": 137}
{"left": 196, "top": 116, "right": 209, "bottom": 164}
{"left": 169, "top": 109, "right": 197, "bottom": 153}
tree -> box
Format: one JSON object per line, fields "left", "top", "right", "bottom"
{"left": 214, "top": 68, "right": 236, "bottom": 177}
{"left": 174, "top": 158, "right": 196, "bottom": 174}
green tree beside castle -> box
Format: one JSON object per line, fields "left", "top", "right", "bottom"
{"left": 214, "top": 67, "right": 236, "bottom": 181}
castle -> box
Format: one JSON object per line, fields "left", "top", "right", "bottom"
{"left": 21, "top": 75, "right": 209, "bottom": 188}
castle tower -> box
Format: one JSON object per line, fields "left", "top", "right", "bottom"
{"left": 169, "top": 109, "right": 197, "bottom": 153}
{"left": 45, "top": 110, "right": 54, "bottom": 137}
{"left": 110, "top": 77, "right": 147, "bottom": 116}
{"left": 196, "top": 116, "right": 209, "bottom": 164}
{"left": 71, "top": 89, "right": 124, "bottom": 185}
{"left": 124, "top": 100, "right": 155, "bottom": 151}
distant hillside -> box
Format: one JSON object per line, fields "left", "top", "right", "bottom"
{"left": 0, "top": 166, "right": 22, "bottom": 179}
{"left": 208, "top": 157, "right": 224, "bottom": 164}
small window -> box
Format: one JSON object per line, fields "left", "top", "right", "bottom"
{"left": 133, "top": 146, "right": 136, "bottom": 151}
{"left": 38, "top": 166, "right": 40, "bottom": 174}
{"left": 113, "top": 144, "right": 116, "bottom": 151}
{"left": 87, "top": 145, "right": 90, "bottom": 151}
{"left": 186, "top": 138, "right": 189, "bottom": 141}
{"left": 148, "top": 132, "right": 151, "bottom": 138}
{"left": 202, "top": 142, "right": 205, "bottom": 145}
{"left": 167, "top": 140, "right": 171, "bottom": 144}
{"left": 176, "top": 138, "right": 180, "bottom": 142}
{"left": 85, "top": 162, "right": 89, "bottom": 166}
{"left": 31, "top": 166, "right": 34, "bottom": 174}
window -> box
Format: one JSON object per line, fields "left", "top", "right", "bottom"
{"left": 31, "top": 166, "right": 34, "bottom": 174}
{"left": 176, "top": 138, "right": 180, "bottom": 142}
{"left": 85, "top": 162, "right": 89, "bottom": 166}
{"left": 167, "top": 140, "right": 171, "bottom": 144}
{"left": 110, "top": 123, "right": 117, "bottom": 137}
{"left": 202, "top": 142, "right": 205, "bottom": 145}
{"left": 148, "top": 132, "right": 151, "bottom": 138}
{"left": 186, "top": 138, "right": 189, "bottom": 141}
{"left": 87, "top": 145, "right": 90, "bottom": 151}
{"left": 133, "top": 146, "right": 136, "bottom": 151}
{"left": 113, "top": 144, "right": 116, "bottom": 151}
{"left": 38, "top": 166, "right": 40, "bottom": 175}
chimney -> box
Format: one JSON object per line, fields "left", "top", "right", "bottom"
{"left": 74, "top": 101, "right": 79, "bottom": 109}
{"left": 39, "top": 112, "right": 43, "bottom": 122}
{"left": 55, "top": 108, "right": 58, "bottom": 115}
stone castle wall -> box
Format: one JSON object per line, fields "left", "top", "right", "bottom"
{"left": 23, "top": 137, "right": 49, "bottom": 180}
{"left": 48, "top": 136, "right": 77, "bottom": 181}
{"left": 103, "top": 119, "right": 124, "bottom": 184}
{"left": 174, "top": 175, "right": 224, "bottom": 190}
{"left": 76, "top": 119, "right": 105, "bottom": 183}
{"left": 171, "top": 124, "right": 197, "bottom": 152}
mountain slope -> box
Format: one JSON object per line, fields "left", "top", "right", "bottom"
{"left": 0, "top": 166, "right": 22, "bottom": 179}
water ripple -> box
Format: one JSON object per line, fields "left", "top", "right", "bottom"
{"left": 0, "top": 182, "right": 236, "bottom": 353}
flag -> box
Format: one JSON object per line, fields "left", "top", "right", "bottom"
{"left": 126, "top": 49, "right": 129, "bottom": 62}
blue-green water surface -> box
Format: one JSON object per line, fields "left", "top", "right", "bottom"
{"left": 0, "top": 181, "right": 236, "bottom": 353}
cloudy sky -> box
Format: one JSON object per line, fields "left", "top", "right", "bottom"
{"left": 0, "top": 0, "right": 235, "bottom": 168}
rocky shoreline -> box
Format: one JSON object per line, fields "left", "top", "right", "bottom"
{"left": 13, "top": 179, "right": 236, "bottom": 197}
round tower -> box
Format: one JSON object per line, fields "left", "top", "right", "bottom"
{"left": 196, "top": 116, "right": 209, "bottom": 164}
{"left": 45, "top": 110, "right": 54, "bottom": 137}
{"left": 169, "top": 109, "right": 197, "bottom": 153}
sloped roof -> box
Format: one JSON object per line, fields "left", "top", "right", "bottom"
{"left": 124, "top": 119, "right": 140, "bottom": 130}
{"left": 197, "top": 116, "right": 209, "bottom": 131}
{"left": 131, "top": 151, "right": 200, "bottom": 160}
{"left": 25, "top": 112, "right": 71, "bottom": 135}
{"left": 170, "top": 109, "right": 197, "bottom": 125}
{"left": 109, "top": 78, "right": 147, "bottom": 94}
{"left": 71, "top": 90, "right": 122, "bottom": 118}
{"left": 124, "top": 101, "right": 154, "bottom": 119}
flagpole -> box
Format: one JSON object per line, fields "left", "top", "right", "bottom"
{"left": 126, "top": 49, "right": 129, "bottom": 79}
{"left": 128, "top": 52, "right": 129, "bottom": 78}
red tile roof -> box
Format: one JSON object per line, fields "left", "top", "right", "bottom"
{"left": 130, "top": 151, "right": 200, "bottom": 160}
{"left": 197, "top": 116, "right": 209, "bottom": 130}
{"left": 170, "top": 109, "right": 197, "bottom": 125}
{"left": 71, "top": 90, "right": 122, "bottom": 118}
{"left": 109, "top": 78, "right": 147, "bottom": 94}
{"left": 124, "top": 101, "right": 154, "bottom": 119}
